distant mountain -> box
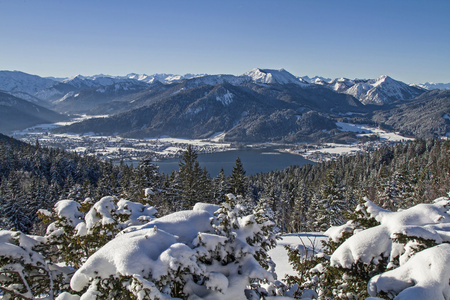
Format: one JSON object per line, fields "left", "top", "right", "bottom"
{"left": 125, "top": 73, "right": 203, "bottom": 84}
{"left": 54, "top": 77, "right": 366, "bottom": 143}
{"left": 52, "top": 81, "right": 155, "bottom": 114}
{"left": 0, "top": 92, "right": 67, "bottom": 134}
{"left": 242, "top": 68, "right": 308, "bottom": 85}
{"left": 327, "top": 75, "right": 425, "bottom": 105}
{"left": 301, "top": 76, "right": 331, "bottom": 85}
{"left": 1, "top": 69, "right": 448, "bottom": 142}
{"left": 0, "top": 71, "right": 57, "bottom": 95}
{"left": 417, "top": 82, "right": 450, "bottom": 90}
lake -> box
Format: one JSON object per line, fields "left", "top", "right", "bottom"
{"left": 154, "top": 147, "right": 314, "bottom": 176}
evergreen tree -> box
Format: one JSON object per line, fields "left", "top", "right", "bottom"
{"left": 178, "top": 145, "right": 205, "bottom": 209}
{"left": 228, "top": 157, "right": 247, "bottom": 196}
{"left": 212, "top": 168, "right": 229, "bottom": 203}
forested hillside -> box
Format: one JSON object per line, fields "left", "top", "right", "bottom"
{"left": 249, "top": 138, "right": 450, "bottom": 232}
{"left": 0, "top": 133, "right": 449, "bottom": 235}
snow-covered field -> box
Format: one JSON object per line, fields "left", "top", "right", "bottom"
{"left": 336, "top": 122, "right": 414, "bottom": 142}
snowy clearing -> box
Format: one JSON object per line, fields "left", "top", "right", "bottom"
{"left": 336, "top": 122, "right": 414, "bottom": 142}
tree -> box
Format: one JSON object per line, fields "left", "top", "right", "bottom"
{"left": 212, "top": 168, "right": 229, "bottom": 203}
{"left": 177, "top": 145, "right": 206, "bottom": 209}
{"left": 286, "top": 195, "right": 450, "bottom": 299}
{"left": 228, "top": 157, "right": 247, "bottom": 196}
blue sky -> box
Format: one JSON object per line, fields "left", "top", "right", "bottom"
{"left": 1, "top": 0, "right": 449, "bottom": 83}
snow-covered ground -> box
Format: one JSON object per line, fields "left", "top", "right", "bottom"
{"left": 269, "top": 233, "right": 327, "bottom": 280}
{"left": 286, "top": 123, "right": 415, "bottom": 162}
{"left": 336, "top": 122, "right": 414, "bottom": 142}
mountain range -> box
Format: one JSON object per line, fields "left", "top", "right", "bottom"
{"left": 1, "top": 69, "right": 449, "bottom": 143}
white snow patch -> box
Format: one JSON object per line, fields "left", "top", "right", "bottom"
{"left": 336, "top": 122, "right": 414, "bottom": 142}
{"left": 268, "top": 233, "right": 326, "bottom": 279}
{"left": 216, "top": 89, "right": 234, "bottom": 105}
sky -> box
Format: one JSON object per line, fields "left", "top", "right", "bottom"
{"left": 0, "top": 0, "right": 449, "bottom": 84}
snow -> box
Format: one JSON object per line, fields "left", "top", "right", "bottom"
{"left": 0, "top": 230, "right": 46, "bottom": 266}
{"left": 336, "top": 122, "right": 372, "bottom": 133}
{"left": 329, "top": 196, "right": 450, "bottom": 276}
{"left": 336, "top": 122, "right": 414, "bottom": 142}
{"left": 368, "top": 243, "right": 450, "bottom": 300}
{"left": 53, "top": 200, "right": 83, "bottom": 227}
{"left": 4, "top": 194, "right": 450, "bottom": 299}
{"left": 418, "top": 82, "right": 450, "bottom": 90}
{"left": 216, "top": 89, "right": 234, "bottom": 105}
{"left": 0, "top": 70, "right": 57, "bottom": 95}
{"left": 327, "top": 75, "right": 423, "bottom": 105}
{"left": 68, "top": 200, "right": 278, "bottom": 299}
{"left": 125, "top": 209, "right": 214, "bottom": 245}
{"left": 243, "top": 68, "right": 308, "bottom": 86}
{"left": 70, "top": 226, "right": 179, "bottom": 291}
{"left": 268, "top": 233, "right": 327, "bottom": 279}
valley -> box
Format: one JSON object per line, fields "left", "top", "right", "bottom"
{"left": 12, "top": 113, "right": 416, "bottom": 176}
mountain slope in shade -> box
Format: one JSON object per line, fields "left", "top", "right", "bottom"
{"left": 372, "top": 89, "right": 450, "bottom": 138}
{"left": 52, "top": 81, "right": 153, "bottom": 114}
{"left": 0, "top": 92, "right": 67, "bottom": 134}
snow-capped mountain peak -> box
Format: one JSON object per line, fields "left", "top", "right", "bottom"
{"left": 242, "top": 68, "right": 307, "bottom": 85}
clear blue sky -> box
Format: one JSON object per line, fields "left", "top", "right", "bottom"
{"left": 1, "top": 0, "right": 449, "bottom": 83}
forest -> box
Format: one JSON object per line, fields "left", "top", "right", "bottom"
{"left": 0, "top": 133, "right": 448, "bottom": 235}
{"left": 0, "top": 134, "right": 449, "bottom": 299}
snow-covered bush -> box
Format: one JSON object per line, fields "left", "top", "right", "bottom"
{"left": 24, "top": 194, "right": 277, "bottom": 299}
{"left": 286, "top": 195, "right": 450, "bottom": 299}
{"left": 0, "top": 230, "right": 72, "bottom": 299}
{"left": 38, "top": 196, "right": 157, "bottom": 268}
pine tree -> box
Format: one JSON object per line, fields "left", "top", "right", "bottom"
{"left": 212, "top": 168, "right": 229, "bottom": 203}
{"left": 228, "top": 157, "right": 247, "bottom": 196}
{"left": 178, "top": 145, "right": 204, "bottom": 209}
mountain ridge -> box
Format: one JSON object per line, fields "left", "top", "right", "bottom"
{"left": 1, "top": 69, "right": 448, "bottom": 142}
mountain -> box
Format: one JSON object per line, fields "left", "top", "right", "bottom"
{"left": 54, "top": 77, "right": 367, "bottom": 142}
{"left": 125, "top": 73, "right": 203, "bottom": 84}
{"left": 0, "top": 92, "right": 67, "bottom": 134}
{"left": 301, "top": 76, "right": 331, "bottom": 85}
{"left": 52, "top": 81, "right": 155, "bottom": 114}
{"left": 372, "top": 89, "right": 450, "bottom": 139}
{"left": 242, "top": 68, "right": 308, "bottom": 85}
{"left": 327, "top": 75, "right": 425, "bottom": 105}
{"left": 1, "top": 69, "right": 447, "bottom": 142}
{"left": 417, "top": 82, "right": 450, "bottom": 90}
{"left": 0, "top": 71, "right": 57, "bottom": 96}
